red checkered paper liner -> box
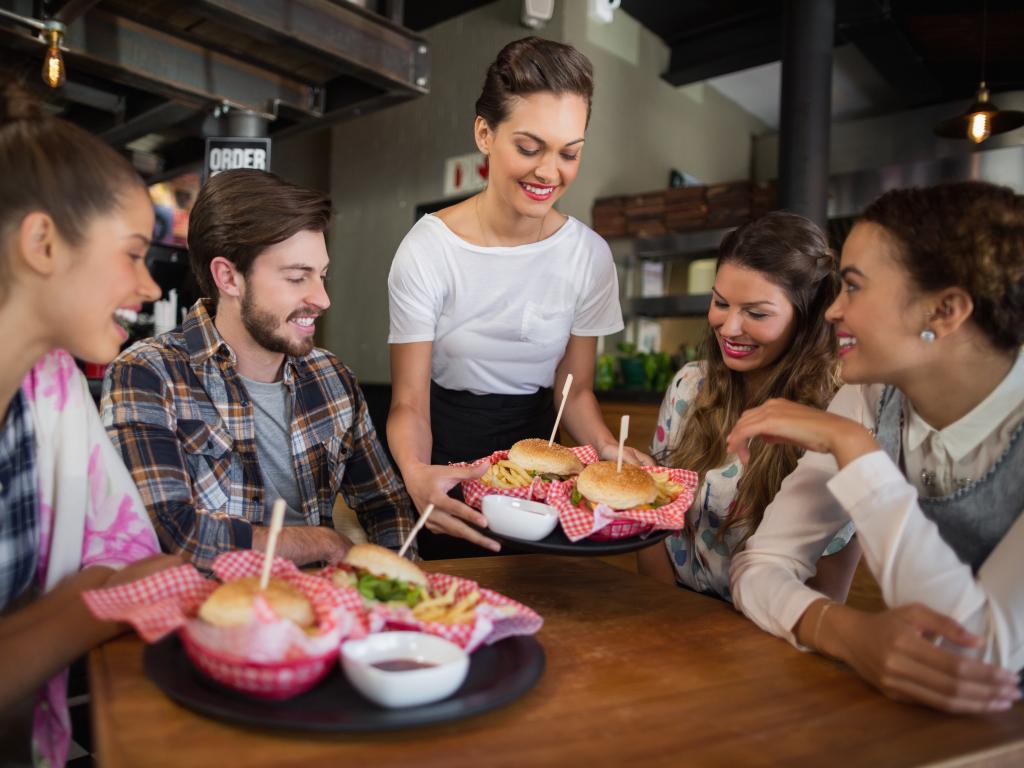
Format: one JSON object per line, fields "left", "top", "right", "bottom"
{"left": 458, "top": 444, "right": 600, "bottom": 510}
{"left": 320, "top": 567, "right": 542, "bottom": 653}
{"left": 546, "top": 465, "right": 699, "bottom": 542}
{"left": 83, "top": 550, "right": 356, "bottom": 658}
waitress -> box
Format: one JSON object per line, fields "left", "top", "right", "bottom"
{"left": 387, "top": 37, "right": 650, "bottom": 559}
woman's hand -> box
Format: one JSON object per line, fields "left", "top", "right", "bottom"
{"left": 402, "top": 461, "right": 499, "bottom": 551}
{"left": 725, "top": 398, "right": 879, "bottom": 468}
{"left": 597, "top": 442, "right": 655, "bottom": 467}
{"left": 101, "top": 554, "right": 184, "bottom": 589}
{"left": 822, "top": 603, "right": 1021, "bottom": 714}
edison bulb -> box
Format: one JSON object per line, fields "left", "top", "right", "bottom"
{"left": 968, "top": 111, "right": 991, "bottom": 144}
{"left": 42, "top": 44, "right": 65, "bottom": 88}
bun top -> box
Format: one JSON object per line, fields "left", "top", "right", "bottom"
{"left": 198, "top": 576, "right": 315, "bottom": 628}
{"left": 508, "top": 438, "right": 584, "bottom": 476}
{"left": 344, "top": 543, "right": 428, "bottom": 587}
{"left": 0, "top": 81, "right": 45, "bottom": 124}
{"left": 576, "top": 461, "right": 657, "bottom": 510}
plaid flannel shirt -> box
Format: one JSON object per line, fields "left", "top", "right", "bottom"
{"left": 101, "top": 300, "right": 416, "bottom": 569}
{"left": 0, "top": 389, "right": 37, "bottom": 610}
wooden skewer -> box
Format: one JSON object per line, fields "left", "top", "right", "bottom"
{"left": 399, "top": 504, "right": 434, "bottom": 559}
{"left": 616, "top": 415, "right": 629, "bottom": 473}
{"left": 258, "top": 499, "right": 286, "bottom": 591}
{"left": 548, "top": 373, "right": 574, "bottom": 446}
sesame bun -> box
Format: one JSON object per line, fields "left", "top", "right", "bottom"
{"left": 198, "top": 576, "right": 315, "bottom": 628}
{"left": 343, "top": 543, "right": 428, "bottom": 587}
{"left": 508, "top": 438, "right": 584, "bottom": 477}
{"left": 576, "top": 461, "right": 657, "bottom": 510}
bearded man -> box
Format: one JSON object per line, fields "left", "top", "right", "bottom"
{"left": 102, "top": 170, "right": 415, "bottom": 569}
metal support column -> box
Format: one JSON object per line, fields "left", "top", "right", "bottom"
{"left": 778, "top": 0, "right": 835, "bottom": 229}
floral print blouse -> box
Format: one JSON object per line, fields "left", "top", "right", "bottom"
{"left": 10, "top": 351, "right": 160, "bottom": 767}
{"left": 651, "top": 362, "right": 853, "bottom": 601}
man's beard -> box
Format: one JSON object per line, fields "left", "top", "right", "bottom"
{"left": 240, "top": 288, "right": 315, "bottom": 358}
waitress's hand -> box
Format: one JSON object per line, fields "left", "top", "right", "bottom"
{"left": 725, "top": 398, "right": 878, "bottom": 469}
{"left": 403, "top": 461, "right": 500, "bottom": 552}
{"left": 597, "top": 443, "right": 655, "bottom": 467}
{"left": 825, "top": 603, "right": 1021, "bottom": 714}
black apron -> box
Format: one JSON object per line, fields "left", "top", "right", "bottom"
{"left": 418, "top": 381, "right": 556, "bottom": 559}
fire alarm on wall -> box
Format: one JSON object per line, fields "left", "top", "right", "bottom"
{"left": 521, "top": 0, "right": 554, "bottom": 29}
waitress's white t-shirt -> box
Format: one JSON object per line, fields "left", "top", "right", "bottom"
{"left": 388, "top": 213, "right": 623, "bottom": 395}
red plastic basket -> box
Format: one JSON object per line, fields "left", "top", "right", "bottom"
{"left": 586, "top": 518, "right": 655, "bottom": 541}
{"left": 179, "top": 629, "right": 336, "bottom": 700}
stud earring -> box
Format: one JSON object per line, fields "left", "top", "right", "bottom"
{"left": 920, "top": 329, "right": 936, "bottom": 343}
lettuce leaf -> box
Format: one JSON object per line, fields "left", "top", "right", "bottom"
{"left": 355, "top": 573, "right": 424, "bottom": 607}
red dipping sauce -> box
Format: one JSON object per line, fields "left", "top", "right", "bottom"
{"left": 371, "top": 659, "right": 439, "bottom": 672}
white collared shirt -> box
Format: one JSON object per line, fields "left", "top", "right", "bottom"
{"left": 731, "top": 349, "right": 1024, "bottom": 669}
{"left": 904, "top": 355, "right": 1024, "bottom": 497}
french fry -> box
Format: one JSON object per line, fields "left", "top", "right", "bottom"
{"left": 651, "top": 472, "right": 683, "bottom": 507}
{"left": 481, "top": 460, "right": 533, "bottom": 489}
{"left": 410, "top": 584, "right": 482, "bottom": 625}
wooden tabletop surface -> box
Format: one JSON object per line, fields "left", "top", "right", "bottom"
{"left": 89, "top": 555, "right": 1024, "bottom": 768}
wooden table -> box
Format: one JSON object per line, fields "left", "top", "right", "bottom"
{"left": 90, "top": 555, "right": 1024, "bottom": 767}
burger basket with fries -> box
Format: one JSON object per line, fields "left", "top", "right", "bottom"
{"left": 322, "top": 564, "right": 542, "bottom": 653}
{"left": 458, "top": 443, "right": 600, "bottom": 510}
{"left": 546, "top": 464, "right": 699, "bottom": 542}
{"left": 83, "top": 550, "right": 357, "bottom": 700}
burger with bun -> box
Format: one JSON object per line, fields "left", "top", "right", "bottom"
{"left": 198, "top": 576, "right": 315, "bottom": 628}
{"left": 333, "top": 543, "right": 428, "bottom": 607}
{"left": 572, "top": 461, "right": 658, "bottom": 511}
{"left": 482, "top": 438, "right": 584, "bottom": 489}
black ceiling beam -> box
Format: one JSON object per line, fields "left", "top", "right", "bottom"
{"left": 270, "top": 74, "right": 411, "bottom": 142}
{"left": 0, "top": 9, "right": 320, "bottom": 117}
{"left": 45, "top": 0, "right": 100, "bottom": 23}
{"left": 662, "top": 15, "right": 781, "bottom": 87}
{"left": 836, "top": 0, "right": 942, "bottom": 106}
{"left": 100, "top": 100, "right": 199, "bottom": 147}
{"left": 190, "top": 0, "right": 430, "bottom": 96}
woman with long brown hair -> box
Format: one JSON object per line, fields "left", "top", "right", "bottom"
{"left": 639, "top": 212, "right": 858, "bottom": 601}
{"left": 728, "top": 182, "right": 1024, "bottom": 713}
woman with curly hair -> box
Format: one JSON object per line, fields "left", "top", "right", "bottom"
{"left": 728, "top": 181, "right": 1024, "bottom": 714}
{"left": 638, "top": 211, "right": 858, "bottom": 602}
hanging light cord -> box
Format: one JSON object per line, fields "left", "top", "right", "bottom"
{"left": 979, "top": 0, "right": 988, "bottom": 87}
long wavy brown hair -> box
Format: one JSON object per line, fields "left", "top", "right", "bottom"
{"left": 663, "top": 212, "right": 840, "bottom": 546}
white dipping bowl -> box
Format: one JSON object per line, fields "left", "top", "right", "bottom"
{"left": 481, "top": 495, "right": 559, "bottom": 541}
{"left": 340, "top": 632, "right": 469, "bottom": 708}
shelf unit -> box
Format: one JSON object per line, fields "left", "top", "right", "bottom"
{"left": 627, "top": 294, "right": 712, "bottom": 317}
{"left": 619, "top": 227, "right": 732, "bottom": 322}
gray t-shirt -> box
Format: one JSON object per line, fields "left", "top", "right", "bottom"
{"left": 239, "top": 374, "right": 305, "bottom": 525}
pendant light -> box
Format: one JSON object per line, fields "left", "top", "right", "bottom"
{"left": 41, "top": 20, "right": 66, "bottom": 89}
{"left": 933, "top": 0, "right": 1024, "bottom": 143}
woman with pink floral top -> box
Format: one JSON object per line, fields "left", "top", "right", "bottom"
{"left": 0, "top": 82, "right": 179, "bottom": 766}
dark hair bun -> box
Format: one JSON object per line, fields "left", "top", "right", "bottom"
{"left": 1, "top": 80, "right": 45, "bottom": 124}
{"left": 475, "top": 37, "right": 594, "bottom": 128}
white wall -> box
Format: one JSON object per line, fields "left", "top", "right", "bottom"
{"left": 322, "top": 0, "right": 765, "bottom": 382}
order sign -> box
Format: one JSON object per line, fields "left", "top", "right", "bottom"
{"left": 204, "top": 137, "right": 272, "bottom": 180}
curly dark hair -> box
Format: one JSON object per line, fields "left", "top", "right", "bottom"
{"left": 862, "top": 181, "right": 1024, "bottom": 351}
{"left": 665, "top": 211, "right": 840, "bottom": 546}
{"left": 475, "top": 37, "right": 594, "bottom": 128}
